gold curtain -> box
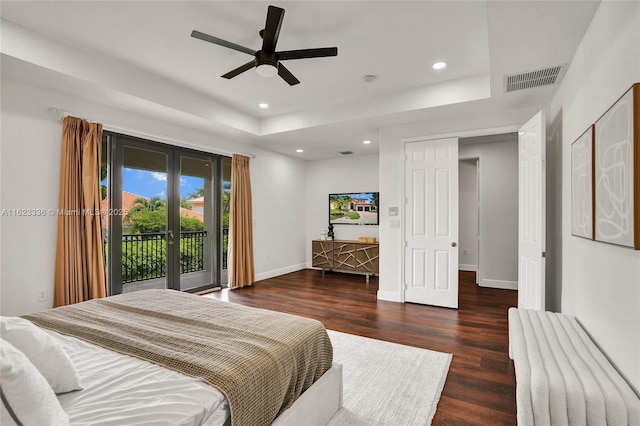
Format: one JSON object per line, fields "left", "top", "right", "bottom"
{"left": 228, "top": 154, "right": 255, "bottom": 288}
{"left": 53, "top": 116, "right": 107, "bottom": 306}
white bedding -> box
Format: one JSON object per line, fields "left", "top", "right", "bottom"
{"left": 43, "top": 329, "right": 230, "bottom": 426}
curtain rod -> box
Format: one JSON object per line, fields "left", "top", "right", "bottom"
{"left": 48, "top": 107, "right": 256, "bottom": 159}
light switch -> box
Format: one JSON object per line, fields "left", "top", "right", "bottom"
{"left": 389, "top": 220, "right": 401, "bottom": 228}
{"left": 388, "top": 206, "right": 399, "bottom": 216}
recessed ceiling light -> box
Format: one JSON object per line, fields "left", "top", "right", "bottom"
{"left": 363, "top": 140, "right": 371, "bottom": 145}
{"left": 259, "top": 103, "right": 269, "bottom": 109}
{"left": 432, "top": 61, "right": 447, "bottom": 70}
{"left": 296, "top": 149, "right": 304, "bottom": 153}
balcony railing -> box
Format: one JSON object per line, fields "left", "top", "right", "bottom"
{"left": 118, "top": 228, "right": 228, "bottom": 284}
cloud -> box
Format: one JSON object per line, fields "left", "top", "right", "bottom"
{"left": 151, "top": 172, "right": 167, "bottom": 182}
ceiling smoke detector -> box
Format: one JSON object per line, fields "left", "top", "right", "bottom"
{"left": 504, "top": 64, "right": 568, "bottom": 92}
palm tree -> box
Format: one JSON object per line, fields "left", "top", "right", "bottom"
{"left": 129, "top": 196, "right": 165, "bottom": 214}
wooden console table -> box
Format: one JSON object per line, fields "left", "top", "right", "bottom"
{"left": 312, "top": 239, "right": 379, "bottom": 282}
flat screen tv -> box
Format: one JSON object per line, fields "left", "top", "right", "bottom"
{"left": 329, "top": 192, "right": 379, "bottom": 225}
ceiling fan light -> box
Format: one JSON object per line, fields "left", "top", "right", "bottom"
{"left": 256, "top": 64, "right": 278, "bottom": 77}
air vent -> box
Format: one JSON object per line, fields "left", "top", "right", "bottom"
{"left": 340, "top": 151, "right": 353, "bottom": 155}
{"left": 504, "top": 64, "right": 567, "bottom": 92}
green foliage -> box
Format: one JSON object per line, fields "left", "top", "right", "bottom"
{"left": 120, "top": 232, "right": 207, "bottom": 282}
{"left": 128, "top": 210, "right": 204, "bottom": 233}
{"left": 129, "top": 210, "right": 166, "bottom": 233}
{"left": 223, "top": 182, "right": 230, "bottom": 227}
{"left": 188, "top": 187, "right": 205, "bottom": 199}
{"left": 331, "top": 195, "right": 352, "bottom": 211}
{"left": 180, "top": 216, "right": 204, "bottom": 231}
{"left": 179, "top": 236, "right": 204, "bottom": 273}
{"left": 329, "top": 209, "right": 360, "bottom": 221}
{"left": 121, "top": 238, "right": 167, "bottom": 282}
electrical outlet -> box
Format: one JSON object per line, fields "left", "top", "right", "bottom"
{"left": 463, "top": 249, "right": 469, "bottom": 255}
{"left": 37, "top": 290, "right": 47, "bottom": 302}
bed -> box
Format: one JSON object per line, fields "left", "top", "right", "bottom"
{"left": 1, "top": 289, "right": 342, "bottom": 426}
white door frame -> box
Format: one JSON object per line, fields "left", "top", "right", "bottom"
{"left": 400, "top": 125, "right": 519, "bottom": 303}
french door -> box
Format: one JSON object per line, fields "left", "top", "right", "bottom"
{"left": 103, "top": 133, "right": 226, "bottom": 295}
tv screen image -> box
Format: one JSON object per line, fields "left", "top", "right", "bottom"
{"left": 329, "top": 192, "right": 379, "bottom": 225}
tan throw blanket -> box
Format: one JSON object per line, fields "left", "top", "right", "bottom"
{"left": 24, "top": 289, "right": 333, "bottom": 426}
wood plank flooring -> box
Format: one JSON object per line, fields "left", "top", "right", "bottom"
{"left": 206, "top": 269, "right": 518, "bottom": 425}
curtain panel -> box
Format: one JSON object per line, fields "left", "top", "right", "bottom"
{"left": 228, "top": 154, "right": 255, "bottom": 288}
{"left": 54, "top": 116, "right": 107, "bottom": 306}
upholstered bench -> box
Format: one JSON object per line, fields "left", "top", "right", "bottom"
{"left": 508, "top": 308, "right": 640, "bottom": 425}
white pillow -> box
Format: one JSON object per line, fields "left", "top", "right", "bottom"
{"left": 0, "top": 339, "right": 70, "bottom": 425}
{"left": 0, "top": 316, "right": 82, "bottom": 393}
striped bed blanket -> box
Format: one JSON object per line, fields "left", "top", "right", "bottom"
{"left": 24, "top": 289, "right": 333, "bottom": 426}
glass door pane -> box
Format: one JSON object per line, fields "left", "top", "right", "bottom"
{"left": 221, "top": 156, "right": 231, "bottom": 286}
{"left": 120, "top": 145, "right": 169, "bottom": 293}
{"left": 178, "top": 155, "right": 216, "bottom": 291}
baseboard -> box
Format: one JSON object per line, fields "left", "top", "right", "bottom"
{"left": 458, "top": 264, "right": 477, "bottom": 272}
{"left": 479, "top": 278, "right": 518, "bottom": 290}
{"left": 255, "top": 263, "right": 307, "bottom": 282}
{"left": 377, "top": 290, "right": 402, "bottom": 302}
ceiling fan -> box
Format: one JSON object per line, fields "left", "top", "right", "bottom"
{"left": 191, "top": 5, "right": 338, "bottom": 86}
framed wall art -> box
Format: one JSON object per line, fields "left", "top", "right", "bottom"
{"left": 594, "top": 83, "right": 640, "bottom": 249}
{"left": 571, "top": 126, "right": 594, "bottom": 240}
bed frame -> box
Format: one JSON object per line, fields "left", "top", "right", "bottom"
{"left": 273, "top": 363, "right": 343, "bottom": 426}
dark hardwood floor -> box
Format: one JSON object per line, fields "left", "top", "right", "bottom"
{"left": 206, "top": 269, "right": 518, "bottom": 425}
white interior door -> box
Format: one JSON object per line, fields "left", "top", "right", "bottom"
{"left": 518, "top": 111, "right": 546, "bottom": 310}
{"left": 404, "top": 138, "right": 459, "bottom": 308}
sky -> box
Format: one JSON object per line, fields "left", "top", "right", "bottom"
{"left": 102, "top": 169, "right": 204, "bottom": 200}
{"left": 101, "top": 168, "right": 231, "bottom": 200}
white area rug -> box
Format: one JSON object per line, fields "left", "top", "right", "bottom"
{"left": 327, "top": 330, "right": 452, "bottom": 426}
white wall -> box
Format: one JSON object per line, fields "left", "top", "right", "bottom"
{"left": 549, "top": 1, "right": 640, "bottom": 392}
{"left": 305, "top": 154, "right": 379, "bottom": 266}
{"left": 459, "top": 159, "right": 479, "bottom": 271}
{"left": 252, "top": 150, "right": 308, "bottom": 281}
{"left": 0, "top": 78, "right": 307, "bottom": 315}
{"left": 460, "top": 138, "right": 519, "bottom": 290}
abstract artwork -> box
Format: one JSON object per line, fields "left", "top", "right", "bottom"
{"left": 571, "top": 126, "right": 594, "bottom": 239}
{"left": 594, "top": 83, "right": 640, "bottom": 249}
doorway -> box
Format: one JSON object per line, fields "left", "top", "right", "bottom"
{"left": 401, "top": 132, "right": 522, "bottom": 308}
{"left": 458, "top": 158, "right": 479, "bottom": 284}
{"left": 102, "top": 132, "right": 228, "bottom": 295}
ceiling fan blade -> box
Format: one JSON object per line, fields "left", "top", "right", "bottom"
{"left": 261, "top": 5, "right": 284, "bottom": 53}
{"left": 277, "top": 63, "right": 300, "bottom": 86}
{"left": 191, "top": 30, "right": 256, "bottom": 56}
{"left": 221, "top": 60, "right": 256, "bottom": 79}
{"left": 277, "top": 47, "right": 338, "bottom": 61}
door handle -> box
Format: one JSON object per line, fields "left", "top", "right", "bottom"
{"left": 452, "top": 242, "right": 457, "bottom": 247}
{"left": 168, "top": 230, "right": 174, "bottom": 245}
